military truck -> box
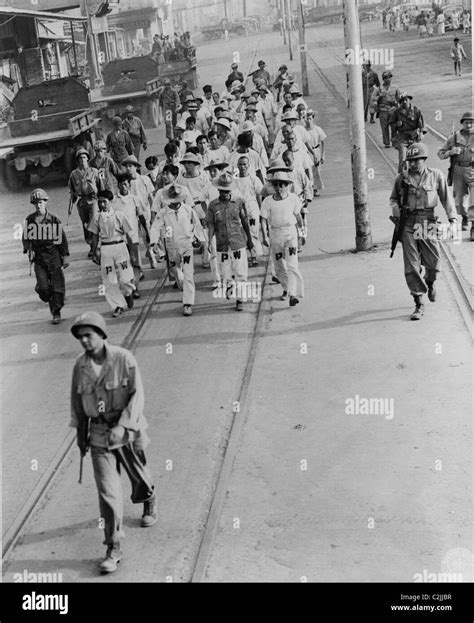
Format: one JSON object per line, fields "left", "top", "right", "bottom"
{"left": 304, "top": 6, "right": 344, "bottom": 26}
{"left": 0, "top": 77, "right": 100, "bottom": 191}
{"left": 201, "top": 18, "right": 248, "bottom": 40}
{"left": 90, "top": 52, "right": 198, "bottom": 131}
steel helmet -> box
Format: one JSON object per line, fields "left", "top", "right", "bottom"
{"left": 94, "top": 140, "right": 107, "bottom": 150}
{"left": 71, "top": 311, "right": 107, "bottom": 340}
{"left": 460, "top": 111, "right": 474, "bottom": 123}
{"left": 405, "top": 143, "right": 428, "bottom": 160}
{"left": 76, "top": 147, "right": 90, "bottom": 160}
{"left": 30, "top": 188, "right": 49, "bottom": 203}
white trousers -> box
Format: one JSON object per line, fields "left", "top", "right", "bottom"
{"left": 270, "top": 227, "right": 304, "bottom": 298}
{"left": 218, "top": 246, "right": 248, "bottom": 299}
{"left": 101, "top": 242, "right": 135, "bottom": 310}
{"left": 168, "top": 245, "right": 195, "bottom": 305}
{"left": 246, "top": 201, "right": 263, "bottom": 257}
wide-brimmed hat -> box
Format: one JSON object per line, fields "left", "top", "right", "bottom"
{"left": 241, "top": 120, "right": 255, "bottom": 132}
{"left": 184, "top": 94, "right": 195, "bottom": 103}
{"left": 281, "top": 110, "right": 299, "bottom": 121}
{"left": 267, "top": 158, "right": 291, "bottom": 173}
{"left": 122, "top": 154, "right": 141, "bottom": 168}
{"left": 245, "top": 104, "right": 258, "bottom": 112}
{"left": 305, "top": 109, "right": 317, "bottom": 118}
{"left": 270, "top": 170, "right": 292, "bottom": 185}
{"left": 289, "top": 85, "right": 301, "bottom": 95}
{"left": 214, "top": 171, "right": 235, "bottom": 191}
{"left": 215, "top": 118, "right": 231, "bottom": 131}
{"left": 230, "top": 80, "right": 242, "bottom": 92}
{"left": 204, "top": 158, "right": 229, "bottom": 171}
{"left": 180, "top": 152, "right": 202, "bottom": 165}
{"left": 174, "top": 120, "right": 186, "bottom": 131}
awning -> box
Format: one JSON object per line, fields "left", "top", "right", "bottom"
{"left": 0, "top": 7, "right": 87, "bottom": 22}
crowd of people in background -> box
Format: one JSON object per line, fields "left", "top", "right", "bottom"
{"left": 381, "top": 5, "right": 471, "bottom": 37}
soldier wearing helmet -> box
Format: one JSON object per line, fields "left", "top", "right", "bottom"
{"left": 438, "top": 111, "right": 474, "bottom": 240}
{"left": 389, "top": 93, "right": 425, "bottom": 173}
{"left": 361, "top": 60, "right": 380, "bottom": 123}
{"left": 70, "top": 311, "right": 157, "bottom": 575}
{"left": 89, "top": 140, "right": 121, "bottom": 194}
{"left": 371, "top": 70, "right": 400, "bottom": 148}
{"left": 68, "top": 147, "right": 101, "bottom": 257}
{"left": 105, "top": 116, "right": 134, "bottom": 168}
{"left": 123, "top": 105, "right": 147, "bottom": 159}
{"left": 389, "top": 143, "right": 457, "bottom": 320}
{"left": 158, "top": 79, "right": 181, "bottom": 140}
{"left": 22, "top": 188, "right": 69, "bottom": 324}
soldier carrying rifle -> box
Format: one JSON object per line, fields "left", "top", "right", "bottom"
{"left": 389, "top": 143, "right": 457, "bottom": 321}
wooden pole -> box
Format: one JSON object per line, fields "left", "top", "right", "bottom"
{"left": 297, "top": 1, "right": 309, "bottom": 96}
{"left": 286, "top": 0, "right": 293, "bottom": 61}
{"left": 343, "top": 0, "right": 372, "bottom": 251}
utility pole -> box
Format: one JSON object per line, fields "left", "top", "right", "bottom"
{"left": 280, "top": 0, "right": 287, "bottom": 45}
{"left": 342, "top": 0, "right": 372, "bottom": 251}
{"left": 297, "top": 0, "right": 309, "bottom": 96}
{"left": 286, "top": 0, "right": 293, "bottom": 61}
{"left": 80, "top": 0, "right": 102, "bottom": 87}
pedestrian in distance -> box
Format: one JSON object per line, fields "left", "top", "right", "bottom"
{"left": 389, "top": 143, "right": 457, "bottom": 320}
{"left": 70, "top": 311, "right": 157, "bottom": 575}
{"left": 372, "top": 71, "right": 400, "bottom": 148}
{"left": 438, "top": 111, "right": 474, "bottom": 239}
{"left": 88, "top": 190, "right": 137, "bottom": 318}
{"left": 390, "top": 92, "right": 425, "bottom": 173}
{"left": 68, "top": 147, "right": 100, "bottom": 257}
{"left": 450, "top": 37, "right": 467, "bottom": 77}
{"left": 361, "top": 61, "right": 380, "bottom": 124}
{"left": 123, "top": 105, "right": 147, "bottom": 159}
{"left": 22, "top": 188, "right": 69, "bottom": 324}
{"left": 207, "top": 172, "right": 254, "bottom": 311}
{"left": 261, "top": 171, "right": 304, "bottom": 307}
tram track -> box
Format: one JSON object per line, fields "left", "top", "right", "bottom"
{"left": 2, "top": 34, "right": 269, "bottom": 579}
{"left": 305, "top": 45, "right": 473, "bottom": 334}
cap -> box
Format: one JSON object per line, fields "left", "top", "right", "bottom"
{"left": 215, "top": 118, "right": 231, "bottom": 131}
{"left": 203, "top": 158, "right": 229, "bottom": 171}
{"left": 180, "top": 152, "right": 202, "bottom": 165}
{"left": 71, "top": 311, "right": 107, "bottom": 340}
{"left": 76, "top": 147, "right": 90, "bottom": 159}
{"left": 405, "top": 142, "right": 428, "bottom": 160}
{"left": 214, "top": 171, "right": 235, "bottom": 191}
{"left": 460, "top": 111, "right": 474, "bottom": 123}
{"left": 94, "top": 140, "right": 107, "bottom": 150}
{"left": 122, "top": 154, "right": 141, "bottom": 167}
{"left": 30, "top": 188, "right": 49, "bottom": 203}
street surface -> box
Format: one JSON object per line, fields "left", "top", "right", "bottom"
{"left": 1, "top": 21, "right": 472, "bottom": 584}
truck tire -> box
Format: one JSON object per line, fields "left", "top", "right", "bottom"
{"left": 235, "top": 26, "right": 245, "bottom": 36}
{"left": 4, "top": 161, "right": 22, "bottom": 192}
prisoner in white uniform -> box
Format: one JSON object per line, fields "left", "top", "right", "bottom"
{"left": 233, "top": 155, "right": 263, "bottom": 264}
{"left": 261, "top": 171, "right": 304, "bottom": 306}
{"left": 88, "top": 190, "right": 135, "bottom": 315}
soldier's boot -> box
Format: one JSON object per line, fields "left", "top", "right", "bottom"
{"left": 410, "top": 295, "right": 424, "bottom": 320}
{"left": 99, "top": 545, "right": 122, "bottom": 574}
{"left": 141, "top": 495, "right": 158, "bottom": 527}
{"left": 426, "top": 281, "right": 436, "bottom": 302}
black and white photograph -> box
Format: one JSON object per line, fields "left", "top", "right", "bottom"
{"left": 0, "top": 0, "right": 472, "bottom": 618}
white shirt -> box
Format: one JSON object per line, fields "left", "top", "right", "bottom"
{"left": 233, "top": 174, "right": 263, "bottom": 213}
{"left": 228, "top": 149, "right": 266, "bottom": 179}
{"left": 260, "top": 193, "right": 301, "bottom": 229}
{"left": 113, "top": 193, "right": 141, "bottom": 243}
{"left": 130, "top": 174, "right": 154, "bottom": 223}
{"left": 155, "top": 202, "right": 203, "bottom": 251}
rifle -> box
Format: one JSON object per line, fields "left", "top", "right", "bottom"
{"left": 447, "top": 124, "right": 456, "bottom": 187}
{"left": 390, "top": 179, "right": 409, "bottom": 258}
{"left": 78, "top": 416, "right": 90, "bottom": 484}
{"left": 27, "top": 247, "right": 35, "bottom": 276}
{"left": 67, "top": 195, "right": 74, "bottom": 227}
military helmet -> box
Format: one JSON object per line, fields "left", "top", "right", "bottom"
{"left": 76, "top": 147, "right": 90, "bottom": 160}
{"left": 30, "top": 188, "right": 49, "bottom": 203}
{"left": 71, "top": 311, "right": 107, "bottom": 339}
{"left": 460, "top": 111, "right": 474, "bottom": 123}
{"left": 94, "top": 140, "right": 107, "bottom": 150}
{"left": 405, "top": 143, "right": 428, "bottom": 160}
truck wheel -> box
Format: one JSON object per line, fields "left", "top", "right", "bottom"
{"left": 64, "top": 146, "right": 76, "bottom": 177}
{"left": 4, "top": 161, "right": 22, "bottom": 192}
{"left": 235, "top": 26, "right": 245, "bottom": 36}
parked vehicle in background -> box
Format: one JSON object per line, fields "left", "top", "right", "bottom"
{"left": 304, "top": 5, "right": 343, "bottom": 26}
{"left": 201, "top": 18, "right": 248, "bottom": 40}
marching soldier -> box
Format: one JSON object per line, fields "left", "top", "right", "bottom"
{"left": 105, "top": 116, "right": 134, "bottom": 168}
{"left": 389, "top": 143, "right": 457, "bottom": 320}
{"left": 90, "top": 140, "right": 121, "bottom": 194}
{"left": 123, "top": 105, "right": 147, "bottom": 159}
{"left": 438, "top": 111, "right": 474, "bottom": 239}
{"left": 22, "top": 188, "right": 69, "bottom": 324}
{"left": 361, "top": 61, "right": 380, "bottom": 123}
{"left": 68, "top": 147, "right": 100, "bottom": 257}
{"left": 372, "top": 71, "right": 400, "bottom": 148}
{"left": 159, "top": 78, "right": 181, "bottom": 140}
{"left": 390, "top": 93, "right": 425, "bottom": 173}
{"left": 70, "top": 311, "right": 157, "bottom": 575}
